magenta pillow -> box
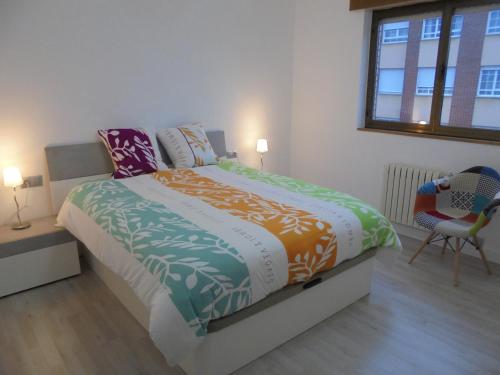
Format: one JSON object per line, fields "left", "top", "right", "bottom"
{"left": 98, "top": 128, "right": 158, "bottom": 179}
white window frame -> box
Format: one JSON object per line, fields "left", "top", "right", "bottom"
{"left": 477, "top": 67, "right": 500, "bottom": 97}
{"left": 421, "top": 16, "right": 463, "bottom": 40}
{"left": 416, "top": 67, "right": 435, "bottom": 95}
{"left": 382, "top": 21, "right": 409, "bottom": 44}
{"left": 486, "top": 10, "right": 500, "bottom": 35}
{"left": 416, "top": 67, "right": 455, "bottom": 96}
{"left": 422, "top": 17, "right": 441, "bottom": 40}
{"left": 450, "top": 15, "right": 463, "bottom": 38}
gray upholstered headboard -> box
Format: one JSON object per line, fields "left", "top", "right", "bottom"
{"left": 45, "top": 129, "right": 227, "bottom": 212}
{"left": 45, "top": 130, "right": 227, "bottom": 182}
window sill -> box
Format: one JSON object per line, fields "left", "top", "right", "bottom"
{"left": 357, "top": 127, "right": 500, "bottom": 146}
{"left": 381, "top": 41, "right": 408, "bottom": 45}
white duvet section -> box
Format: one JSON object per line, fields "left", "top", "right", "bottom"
{"left": 122, "top": 175, "right": 289, "bottom": 301}
{"left": 196, "top": 166, "right": 364, "bottom": 264}
{"left": 57, "top": 201, "right": 201, "bottom": 364}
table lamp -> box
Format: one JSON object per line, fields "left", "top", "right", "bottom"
{"left": 256, "top": 139, "right": 268, "bottom": 171}
{"left": 3, "top": 167, "right": 31, "bottom": 230}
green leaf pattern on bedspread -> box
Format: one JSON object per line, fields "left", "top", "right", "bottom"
{"left": 68, "top": 180, "right": 252, "bottom": 337}
{"left": 217, "top": 160, "right": 400, "bottom": 250}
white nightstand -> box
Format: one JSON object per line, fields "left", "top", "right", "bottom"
{"left": 0, "top": 216, "right": 81, "bottom": 297}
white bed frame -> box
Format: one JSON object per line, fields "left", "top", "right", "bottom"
{"left": 84, "top": 247, "right": 374, "bottom": 375}
{"left": 45, "top": 133, "right": 377, "bottom": 375}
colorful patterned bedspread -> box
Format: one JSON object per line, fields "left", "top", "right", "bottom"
{"left": 58, "top": 160, "right": 400, "bottom": 364}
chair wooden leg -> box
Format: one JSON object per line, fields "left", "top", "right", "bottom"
{"left": 473, "top": 236, "right": 492, "bottom": 275}
{"left": 409, "top": 231, "right": 436, "bottom": 264}
{"left": 454, "top": 237, "right": 461, "bottom": 287}
{"left": 441, "top": 236, "right": 449, "bottom": 255}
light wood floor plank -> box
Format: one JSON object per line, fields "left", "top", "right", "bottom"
{"left": 0, "top": 235, "right": 499, "bottom": 375}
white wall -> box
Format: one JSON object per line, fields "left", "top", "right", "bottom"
{"left": 291, "top": 0, "right": 500, "bottom": 261}
{"left": 2, "top": 0, "right": 498, "bottom": 262}
{"left": 0, "top": 0, "right": 294, "bottom": 225}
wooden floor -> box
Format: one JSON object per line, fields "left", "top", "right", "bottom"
{"left": 1, "top": 236, "right": 499, "bottom": 375}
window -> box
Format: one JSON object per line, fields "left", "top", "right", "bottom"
{"left": 416, "top": 67, "right": 455, "bottom": 96}
{"left": 382, "top": 21, "right": 409, "bottom": 44}
{"left": 443, "top": 68, "right": 456, "bottom": 96}
{"left": 477, "top": 68, "right": 500, "bottom": 97}
{"left": 366, "top": 1, "right": 500, "bottom": 143}
{"left": 451, "top": 15, "right": 464, "bottom": 37}
{"left": 379, "top": 69, "right": 405, "bottom": 94}
{"left": 487, "top": 10, "right": 500, "bottom": 34}
{"left": 422, "top": 16, "right": 463, "bottom": 40}
{"left": 422, "top": 17, "right": 441, "bottom": 39}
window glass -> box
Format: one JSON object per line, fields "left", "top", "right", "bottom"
{"left": 383, "top": 21, "right": 409, "bottom": 44}
{"left": 416, "top": 68, "right": 435, "bottom": 94}
{"left": 487, "top": 10, "right": 500, "bottom": 34}
{"left": 451, "top": 15, "right": 464, "bottom": 37}
{"left": 477, "top": 68, "right": 500, "bottom": 97}
{"left": 444, "top": 67, "right": 456, "bottom": 96}
{"left": 441, "top": 6, "right": 500, "bottom": 130}
{"left": 373, "top": 13, "right": 441, "bottom": 123}
{"left": 422, "top": 18, "right": 441, "bottom": 39}
{"left": 367, "top": 1, "right": 500, "bottom": 142}
{"left": 421, "top": 16, "right": 463, "bottom": 40}
{"left": 379, "top": 69, "right": 405, "bottom": 94}
{"left": 416, "top": 67, "right": 455, "bottom": 96}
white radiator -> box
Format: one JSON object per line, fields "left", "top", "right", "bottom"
{"left": 382, "top": 164, "right": 444, "bottom": 228}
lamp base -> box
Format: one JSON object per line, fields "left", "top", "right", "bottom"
{"left": 12, "top": 222, "right": 31, "bottom": 230}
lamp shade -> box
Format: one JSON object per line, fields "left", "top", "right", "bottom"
{"left": 256, "top": 139, "right": 268, "bottom": 153}
{"left": 3, "top": 167, "right": 23, "bottom": 188}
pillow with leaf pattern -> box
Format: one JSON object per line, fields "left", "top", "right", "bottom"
{"left": 98, "top": 128, "right": 159, "bottom": 179}
{"left": 157, "top": 123, "right": 218, "bottom": 168}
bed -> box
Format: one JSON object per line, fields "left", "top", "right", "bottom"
{"left": 45, "top": 130, "right": 400, "bottom": 375}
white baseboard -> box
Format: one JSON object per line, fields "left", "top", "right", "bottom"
{"left": 394, "top": 223, "right": 500, "bottom": 265}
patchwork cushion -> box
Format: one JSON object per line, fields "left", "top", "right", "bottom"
{"left": 415, "top": 211, "right": 444, "bottom": 231}
{"left": 414, "top": 166, "right": 500, "bottom": 237}
{"left": 157, "top": 124, "right": 218, "bottom": 168}
{"left": 415, "top": 212, "right": 474, "bottom": 238}
{"left": 435, "top": 190, "right": 452, "bottom": 211}
{"left": 449, "top": 172, "right": 480, "bottom": 197}
{"left": 477, "top": 174, "right": 500, "bottom": 200}
{"left": 450, "top": 191, "right": 474, "bottom": 212}
{"left": 435, "top": 219, "right": 474, "bottom": 238}
{"left": 98, "top": 128, "right": 159, "bottom": 179}
{"left": 472, "top": 195, "right": 491, "bottom": 215}
{"left": 438, "top": 206, "right": 470, "bottom": 219}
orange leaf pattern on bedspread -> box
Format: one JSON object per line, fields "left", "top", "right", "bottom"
{"left": 154, "top": 169, "right": 338, "bottom": 283}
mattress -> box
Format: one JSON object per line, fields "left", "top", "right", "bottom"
{"left": 57, "top": 159, "right": 400, "bottom": 365}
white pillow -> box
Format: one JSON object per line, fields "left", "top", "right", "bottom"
{"left": 157, "top": 124, "right": 218, "bottom": 168}
{"left": 141, "top": 126, "right": 169, "bottom": 170}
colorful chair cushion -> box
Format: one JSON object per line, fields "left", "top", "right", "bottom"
{"left": 414, "top": 166, "right": 500, "bottom": 238}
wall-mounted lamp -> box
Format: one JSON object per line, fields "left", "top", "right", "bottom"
{"left": 3, "top": 167, "right": 31, "bottom": 230}
{"left": 256, "top": 139, "right": 268, "bottom": 171}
